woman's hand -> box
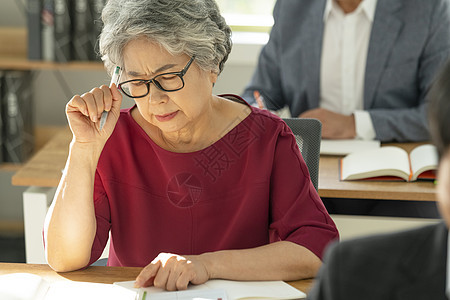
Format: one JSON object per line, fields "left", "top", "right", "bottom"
{"left": 66, "top": 83, "right": 122, "bottom": 144}
{"left": 135, "top": 253, "right": 211, "bottom": 291}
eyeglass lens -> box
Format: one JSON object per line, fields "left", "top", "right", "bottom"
{"left": 120, "top": 74, "right": 184, "bottom": 98}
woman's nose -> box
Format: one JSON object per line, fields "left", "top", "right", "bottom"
{"left": 148, "top": 83, "right": 168, "bottom": 104}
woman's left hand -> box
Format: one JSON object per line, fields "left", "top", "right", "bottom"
{"left": 135, "top": 253, "right": 210, "bottom": 291}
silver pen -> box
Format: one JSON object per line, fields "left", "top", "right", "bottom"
{"left": 99, "top": 66, "right": 122, "bottom": 130}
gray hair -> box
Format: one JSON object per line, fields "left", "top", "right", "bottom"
{"left": 99, "top": 0, "right": 232, "bottom": 77}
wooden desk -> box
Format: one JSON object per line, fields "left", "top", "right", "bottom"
{"left": 0, "top": 263, "right": 314, "bottom": 295}
{"left": 12, "top": 128, "right": 72, "bottom": 187}
{"left": 319, "top": 147, "right": 436, "bottom": 202}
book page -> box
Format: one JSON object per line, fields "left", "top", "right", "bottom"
{"left": 114, "top": 281, "right": 227, "bottom": 300}
{"left": 137, "top": 288, "right": 227, "bottom": 300}
{"left": 45, "top": 281, "right": 135, "bottom": 300}
{"left": 409, "top": 144, "right": 438, "bottom": 181}
{"left": 114, "top": 279, "right": 306, "bottom": 300}
{"left": 0, "top": 273, "right": 49, "bottom": 300}
{"left": 341, "top": 146, "right": 411, "bottom": 181}
{"left": 205, "top": 280, "right": 306, "bottom": 299}
{"left": 320, "top": 139, "right": 381, "bottom": 155}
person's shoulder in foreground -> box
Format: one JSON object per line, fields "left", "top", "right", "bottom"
{"left": 307, "top": 223, "right": 448, "bottom": 300}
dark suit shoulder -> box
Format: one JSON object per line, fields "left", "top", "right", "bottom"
{"left": 334, "top": 223, "right": 445, "bottom": 262}
{"left": 324, "top": 223, "right": 446, "bottom": 282}
{"left": 274, "top": 0, "right": 325, "bottom": 25}
{"left": 308, "top": 223, "right": 447, "bottom": 300}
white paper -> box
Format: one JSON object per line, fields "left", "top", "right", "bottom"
{"left": 321, "top": 139, "right": 381, "bottom": 155}
{"left": 409, "top": 144, "right": 438, "bottom": 180}
{"left": 45, "top": 281, "right": 135, "bottom": 300}
{"left": 114, "top": 279, "right": 306, "bottom": 300}
{"left": 340, "top": 146, "right": 411, "bottom": 181}
{"left": 114, "top": 281, "right": 227, "bottom": 300}
{"left": 205, "top": 280, "right": 306, "bottom": 300}
{"left": 0, "top": 273, "right": 49, "bottom": 300}
{"left": 0, "top": 273, "right": 135, "bottom": 300}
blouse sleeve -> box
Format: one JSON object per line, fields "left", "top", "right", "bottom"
{"left": 86, "top": 170, "right": 112, "bottom": 266}
{"left": 269, "top": 122, "right": 339, "bottom": 259}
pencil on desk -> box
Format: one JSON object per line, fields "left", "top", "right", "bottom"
{"left": 99, "top": 66, "right": 122, "bottom": 130}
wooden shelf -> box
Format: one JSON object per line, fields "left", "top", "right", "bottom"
{"left": 0, "top": 55, "right": 104, "bottom": 71}
{"left": 0, "top": 163, "right": 23, "bottom": 172}
{"left": 0, "top": 220, "right": 24, "bottom": 235}
{"left": 0, "top": 26, "right": 104, "bottom": 71}
{"left": 0, "top": 26, "right": 103, "bottom": 168}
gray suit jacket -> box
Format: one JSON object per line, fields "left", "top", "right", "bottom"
{"left": 307, "top": 222, "right": 448, "bottom": 300}
{"left": 242, "top": 0, "right": 450, "bottom": 142}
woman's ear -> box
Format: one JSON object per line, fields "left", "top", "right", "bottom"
{"left": 210, "top": 70, "right": 218, "bottom": 85}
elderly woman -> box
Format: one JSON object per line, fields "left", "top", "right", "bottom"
{"left": 44, "top": 0, "right": 338, "bottom": 291}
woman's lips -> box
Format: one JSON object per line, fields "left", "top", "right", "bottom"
{"left": 155, "top": 111, "right": 178, "bottom": 122}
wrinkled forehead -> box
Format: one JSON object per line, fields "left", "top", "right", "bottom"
{"left": 122, "top": 39, "right": 188, "bottom": 76}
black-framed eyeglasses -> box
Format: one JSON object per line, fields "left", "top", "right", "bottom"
{"left": 118, "top": 56, "right": 195, "bottom": 99}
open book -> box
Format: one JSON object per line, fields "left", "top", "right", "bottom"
{"left": 0, "top": 273, "right": 306, "bottom": 300}
{"left": 340, "top": 144, "right": 438, "bottom": 181}
{"left": 114, "top": 279, "right": 306, "bottom": 300}
{"left": 0, "top": 273, "right": 136, "bottom": 300}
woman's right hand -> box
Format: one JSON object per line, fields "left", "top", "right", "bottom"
{"left": 66, "top": 83, "right": 123, "bottom": 145}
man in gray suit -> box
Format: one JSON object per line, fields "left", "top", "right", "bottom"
{"left": 242, "top": 0, "right": 450, "bottom": 142}
{"left": 307, "top": 58, "right": 450, "bottom": 299}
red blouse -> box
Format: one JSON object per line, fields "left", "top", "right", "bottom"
{"left": 90, "top": 96, "right": 338, "bottom": 267}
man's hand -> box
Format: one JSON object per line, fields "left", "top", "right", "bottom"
{"left": 299, "top": 108, "right": 356, "bottom": 139}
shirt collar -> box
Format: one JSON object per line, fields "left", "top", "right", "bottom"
{"left": 323, "top": 0, "right": 333, "bottom": 21}
{"left": 361, "top": 0, "right": 378, "bottom": 22}
{"left": 323, "top": 0, "right": 378, "bottom": 22}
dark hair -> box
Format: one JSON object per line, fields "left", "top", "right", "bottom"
{"left": 428, "top": 59, "right": 450, "bottom": 158}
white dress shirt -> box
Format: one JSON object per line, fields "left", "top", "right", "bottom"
{"left": 320, "top": 0, "right": 378, "bottom": 140}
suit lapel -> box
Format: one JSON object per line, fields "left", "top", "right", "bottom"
{"left": 301, "top": 0, "right": 326, "bottom": 109}
{"left": 394, "top": 223, "right": 448, "bottom": 300}
{"left": 364, "top": 0, "right": 403, "bottom": 109}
